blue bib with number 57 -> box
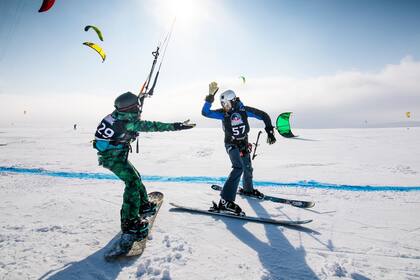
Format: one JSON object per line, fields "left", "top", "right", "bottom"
{"left": 223, "top": 109, "right": 250, "bottom": 140}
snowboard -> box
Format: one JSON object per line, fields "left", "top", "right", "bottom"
{"left": 170, "top": 202, "right": 312, "bottom": 226}
{"left": 104, "top": 191, "right": 164, "bottom": 262}
{"left": 211, "top": 184, "right": 315, "bottom": 208}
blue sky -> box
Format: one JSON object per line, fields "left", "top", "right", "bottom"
{"left": 0, "top": 0, "right": 419, "bottom": 127}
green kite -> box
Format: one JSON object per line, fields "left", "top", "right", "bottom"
{"left": 276, "top": 112, "right": 297, "bottom": 138}
{"left": 84, "top": 25, "right": 104, "bottom": 41}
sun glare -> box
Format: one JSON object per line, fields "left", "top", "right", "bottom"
{"left": 155, "top": 0, "right": 209, "bottom": 31}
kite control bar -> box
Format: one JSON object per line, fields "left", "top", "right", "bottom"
{"left": 135, "top": 19, "right": 176, "bottom": 153}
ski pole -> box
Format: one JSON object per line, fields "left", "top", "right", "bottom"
{"left": 252, "top": 131, "right": 262, "bottom": 160}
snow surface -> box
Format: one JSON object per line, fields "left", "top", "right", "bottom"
{"left": 0, "top": 127, "right": 419, "bottom": 280}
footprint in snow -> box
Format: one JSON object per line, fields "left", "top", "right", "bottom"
{"left": 136, "top": 235, "right": 191, "bottom": 279}
{"left": 196, "top": 148, "right": 213, "bottom": 158}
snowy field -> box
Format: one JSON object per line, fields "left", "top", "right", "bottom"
{"left": 0, "top": 126, "right": 419, "bottom": 280}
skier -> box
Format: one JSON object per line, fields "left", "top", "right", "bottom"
{"left": 94, "top": 91, "right": 195, "bottom": 239}
{"left": 202, "top": 82, "right": 276, "bottom": 215}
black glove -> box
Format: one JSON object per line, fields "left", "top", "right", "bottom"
{"left": 265, "top": 126, "right": 276, "bottom": 145}
{"left": 174, "top": 119, "right": 196, "bottom": 130}
{"left": 205, "top": 94, "right": 215, "bottom": 103}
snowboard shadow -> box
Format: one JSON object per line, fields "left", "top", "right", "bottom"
{"left": 221, "top": 200, "right": 320, "bottom": 280}
{"left": 38, "top": 234, "right": 137, "bottom": 280}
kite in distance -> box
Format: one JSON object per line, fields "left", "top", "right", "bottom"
{"left": 276, "top": 112, "right": 297, "bottom": 138}
{"left": 38, "top": 0, "right": 56, "bottom": 12}
{"left": 84, "top": 25, "right": 104, "bottom": 41}
{"left": 83, "top": 42, "right": 106, "bottom": 62}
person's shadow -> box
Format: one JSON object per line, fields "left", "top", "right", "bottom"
{"left": 38, "top": 234, "right": 135, "bottom": 280}
{"left": 221, "top": 199, "right": 320, "bottom": 280}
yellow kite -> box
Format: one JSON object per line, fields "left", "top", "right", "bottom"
{"left": 83, "top": 42, "right": 106, "bottom": 62}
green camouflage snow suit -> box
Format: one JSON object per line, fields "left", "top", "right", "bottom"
{"left": 94, "top": 109, "right": 184, "bottom": 223}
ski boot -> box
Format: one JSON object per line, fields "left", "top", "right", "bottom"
{"left": 211, "top": 198, "right": 245, "bottom": 216}
{"left": 139, "top": 201, "right": 157, "bottom": 217}
{"left": 239, "top": 188, "right": 265, "bottom": 199}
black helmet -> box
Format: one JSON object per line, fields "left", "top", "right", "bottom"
{"left": 114, "top": 92, "right": 141, "bottom": 113}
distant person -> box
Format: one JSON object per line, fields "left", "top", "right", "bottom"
{"left": 73, "top": 124, "right": 77, "bottom": 130}
{"left": 93, "top": 91, "right": 195, "bottom": 239}
{"left": 202, "top": 82, "right": 276, "bottom": 215}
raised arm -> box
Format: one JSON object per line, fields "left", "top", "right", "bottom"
{"left": 201, "top": 101, "right": 224, "bottom": 120}
{"left": 201, "top": 81, "right": 224, "bottom": 120}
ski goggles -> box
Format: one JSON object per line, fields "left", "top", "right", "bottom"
{"left": 119, "top": 103, "right": 142, "bottom": 113}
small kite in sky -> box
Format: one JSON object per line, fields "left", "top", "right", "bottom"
{"left": 83, "top": 42, "right": 106, "bottom": 62}
{"left": 38, "top": 0, "right": 56, "bottom": 13}
{"left": 84, "top": 25, "right": 104, "bottom": 41}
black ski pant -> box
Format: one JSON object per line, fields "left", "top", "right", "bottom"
{"left": 221, "top": 143, "right": 253, "bottom": 202}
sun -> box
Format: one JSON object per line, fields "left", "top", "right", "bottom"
{"left": 154, "top": 0, "right": 209, "bottom": 31}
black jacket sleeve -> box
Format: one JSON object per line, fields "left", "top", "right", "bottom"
{"left": 244, "top": 106, "right": 274, "bottom": 132}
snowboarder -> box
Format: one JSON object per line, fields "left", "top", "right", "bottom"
{"left": 94, "top": 91, "right": 195, "bottom": 239}
{"left": 202, "top": 82, "right": 276, "bottom": 215}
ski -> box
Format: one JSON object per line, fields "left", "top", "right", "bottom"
{"left": 104, "top": 191, "right": 164, "bottom": 261}
{"left": 170, "top": 202, "right": 312, "bottom": 226}
{"left": 211, "top": 184, "right": 315, "bottom": 208}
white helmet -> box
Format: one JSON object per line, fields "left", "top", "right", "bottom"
{"left": 220, "top": 90, "right": 236, "bottom": 111}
